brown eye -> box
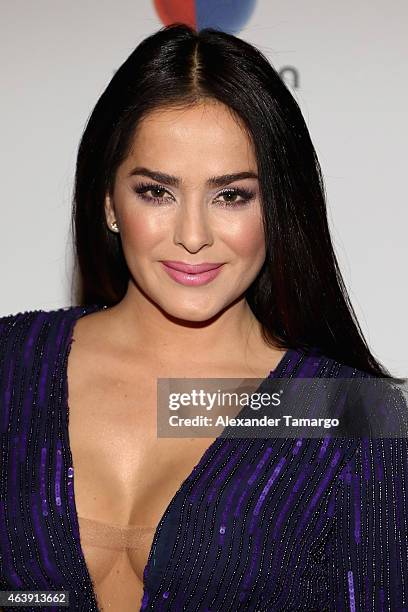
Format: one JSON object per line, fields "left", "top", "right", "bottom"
{"left": 148, "top": 187, "right": 166, "bottom": 198}
{"left": 133, "top": 182, "right": 173, "bottom": 205}
{"left": 132, "top": 183, "right": 255, "bottom": 207}
{"left": 214, "top": 188, "right": 255, "bottom": 207}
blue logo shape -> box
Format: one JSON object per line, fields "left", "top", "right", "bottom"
{"left": 154, "top": 0, "right": 257, "bottom": 34}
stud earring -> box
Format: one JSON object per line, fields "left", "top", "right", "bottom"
{"left": 110, "top": 221, "right": 119, "bottom": 233}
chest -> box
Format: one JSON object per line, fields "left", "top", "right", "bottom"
{"left": 67, "top": 358, "right": 217, "bottom": 608}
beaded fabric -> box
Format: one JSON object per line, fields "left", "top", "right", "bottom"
{"left": 0, "top": 304, "right": 408, "bottom": 611}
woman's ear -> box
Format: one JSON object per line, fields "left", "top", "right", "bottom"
{"left": 104, "top": 193, "right": 119, "bottom": 232}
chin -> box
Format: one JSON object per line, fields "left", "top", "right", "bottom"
{"left": 160, "top": 300, "right": 224, "bottom": 323}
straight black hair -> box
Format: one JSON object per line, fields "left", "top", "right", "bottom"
{"left": 71, "top": 23, "right": 402, "bottom": 380}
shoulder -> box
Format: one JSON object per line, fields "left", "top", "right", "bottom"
{"left": 289, "top": 344, "right": 375, "bottom": 379}
{"left": 0, "top": 303, "right": 105, "bottom": 334}
{"left": 0, "top": 304, "right": 104, "bottom": 370}
{"left": 0, "top": 306, "right": 76, "bottom": 351}
{"left": 0, "top": 304, "right": 107, "bottom": 431}
{"left": 0, "top": 304, "right": 81, "bottom": 327}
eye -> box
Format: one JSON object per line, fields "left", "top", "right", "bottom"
{"left": 132, "top": 182, "right": 255, "bottom": 207}
{"left": 214, "top": 187, "right": 255, "bottom": 207}
{"left": 132, "top": 182, "right": 174, "bottom": 205}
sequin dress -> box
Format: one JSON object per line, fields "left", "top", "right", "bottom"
{"left": 1, "top": 305, "right": 407, "bottom": 611}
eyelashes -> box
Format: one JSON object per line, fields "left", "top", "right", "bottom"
{"left": 132, "top": 182, "right": 256, "bottom": 208}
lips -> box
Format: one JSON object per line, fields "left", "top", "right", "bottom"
{"left": 160, "top": 261, "right": 224, "bottom": 274}
{"left": 160, "top": 261, "right": 224, "bottom": 287}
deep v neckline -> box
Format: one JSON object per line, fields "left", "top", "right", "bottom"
{"left": 61, "top": 303, "right": 299, "bottom": 610}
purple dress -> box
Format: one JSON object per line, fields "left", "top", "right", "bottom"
{"left": 0, "top": 304, "right": 407, "bottom": 611}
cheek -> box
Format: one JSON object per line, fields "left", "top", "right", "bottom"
{"left": 118, "top": 205, "right": 265, "bottom": 262}
{"left": 222, "top": 213, "right": 265, "bottom": 259}
{"left": 119, "top": 210, "right": 164, "bottom": 252}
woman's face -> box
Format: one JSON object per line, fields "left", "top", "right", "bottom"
{"left": 105, "top": 100, "right": 266, "bottom": 321}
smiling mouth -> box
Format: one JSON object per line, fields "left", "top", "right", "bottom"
{"left": 160, "top": 262, "right": 225, "bottom": 286}
{"left": 160, "top": 260, "right": 225, "bottom": 274}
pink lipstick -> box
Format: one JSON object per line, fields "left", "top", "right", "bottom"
{"left": 160, "top": 260, "right": 224, "bottom": 286}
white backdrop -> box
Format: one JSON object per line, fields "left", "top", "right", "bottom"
{"left": 1, "top": 1, "right": 406, "bottom": 375}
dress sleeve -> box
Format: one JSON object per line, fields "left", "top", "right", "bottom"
{"left": 330, "top": 435, "right": 408, "bottom": 611}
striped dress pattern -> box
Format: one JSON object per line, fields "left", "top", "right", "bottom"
{"left": 0, "top": 304, "right": 407, "bottom": 611}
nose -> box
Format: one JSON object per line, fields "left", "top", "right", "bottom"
{"left": 173, "top": 199, "right": 214, "bottom": 253}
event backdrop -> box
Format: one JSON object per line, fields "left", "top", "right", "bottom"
{"left": 1, "top": 1, "right": 406, "bottom": 375}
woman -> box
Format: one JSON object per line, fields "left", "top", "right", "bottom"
{"left": 1, "top": 23, "right": 407, "bottom": 612}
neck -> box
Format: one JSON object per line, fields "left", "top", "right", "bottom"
{"left": 105, "top": 282, "right": 267, "bottom": 365}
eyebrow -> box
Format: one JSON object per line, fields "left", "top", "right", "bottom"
{"left": 127, "top": 166, "right": 258, "bottom": 188}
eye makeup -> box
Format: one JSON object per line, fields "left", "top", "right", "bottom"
{"left": 132, "top": 181, "right": 256, "bottom": 208}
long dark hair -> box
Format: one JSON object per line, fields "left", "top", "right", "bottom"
{"left": 71, "top": 23, "right": 401, "bottom": 380}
